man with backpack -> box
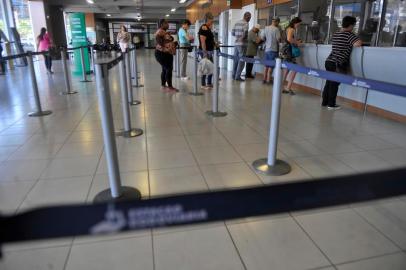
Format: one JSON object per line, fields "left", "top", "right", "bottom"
{"left": 232, "top": 12, "right": 251, "bottom": 81}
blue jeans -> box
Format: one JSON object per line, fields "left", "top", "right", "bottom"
{"left": 232, "top": 45, "right": 246, "bottom": 79}
{"left": 264, "top": 51, "right": 278, "bottom": 67}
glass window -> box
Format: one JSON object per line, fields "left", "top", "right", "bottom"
{"left": 276, "top": 0, "right": 299, "bottom": 29}
{"left": 298, "top": 0, "right": 332, "bottom": 43}
{"left": 379, "top": 0, "right": 406, "bottom": 47}
{"left": 11, "top": 0, "right": 35, "bottom": 51}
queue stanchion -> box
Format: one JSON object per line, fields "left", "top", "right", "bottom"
{"left": 176, "top": 48, "right": 181, "bottom": 78}
{"left": 189, "top": 47, "right": 204, "bottom": 96}
{"left": 125, "top": 52, "right": 141, "bottom": 105}
{"left": 93, "top": 60, "right": 141, "bottom": 203}
{"left": 26, "top": 52, "right": 52, "bottom": 117}
{"left": 116, "top": 54, "right": 143, "bottom": 138}
{"left": 80, "top": 46, "right": 91, "bottom": 82}
{"left": 90, "top": 45, "right": 96, "bottom": 73}
{"left": 252, "top": 58, "right": 291, "bottom": 176}
{"left": 61, "top": 48, "right": 78, "bottom": 95}
{"left": 131, "top": 46, "right": 143, "bottom": 87}
{"left": 206, "top": 50, "right": 227, "bottom": 117}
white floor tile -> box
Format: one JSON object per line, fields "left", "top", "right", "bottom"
{"left": 200, "top": 162, "right": 262, "bottom": 189}
{"left": 228, "top": 217, "right": 331, "bottom": 270}
{"left": 353, "top": 199, "right": 406, "bottom": 249}
{"left": 347, "top": 135, "right": 396, "bottom": 150}
{"left": 294, "top": 155, "right": 355, "bottom": 178}
{"left": 192, "top": 145, "right": 242, "bottom": 165}
{"left": 56, "top": 142, "right": 103, "bottom": 158}
{"left": 336, "top": 252, "right": 406, "bottom": 270}
{"left": 296, "top": 209, "right": 400, "bottom": 264}
{"left": 334, "top": 152, "right": 393, "bottom": 172}
{"left": 154, "top": 226, "right": 245, "bottom": 270}
{"left": 20, "top": 176, "right": 92, "bottom": 210}
{"left": 0, "top": 159, "right": 50, "bottom": 182}
{"left": 0, "top": 146, "right": 19, "bottom": 161}
{"left": 148, "top": 149, "right": 197, "bottom": 170}
{"left": 186, "top": 133, "right": 230, "bottom": 148}
{"left": 149, "top": 166, "right": 208, "bottom": 196}
{"left": 147, "top": 135, "right": 189, "bottom": 151}
{"left": 279, "top": 140, "right": 325, "bottom": 158}
{"left": 41, "top": 156, "right": 99, "bottom": 179}
{"left": 66, "top": 236, "right": 153, "bottom": 270}
{"left": 8, "top": 143, "right": 63, "bottom": 160}
{"left": 0, "top": 246, "right": 70, "bottom": 270}
{"left": 367, "top": 148, "right": 406, "bottom": 167}
{"left": 0, "top": 181, "right": 35, "bottom": 213}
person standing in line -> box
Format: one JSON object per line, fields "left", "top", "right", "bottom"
{"left": 0, "top": 35, "right": 5, "bottom": 75}
{"left": 261, "top": 17, "right": 281, "bottom": 84}
{"left": 232, "top": 12, "right": 251, "bottom": 81}
{"left": 117, "top": 25, "right": 131, "bottom": 53}
{"left": 282, "top": 17, "right": 302, "bottom": 95}
{"left": 36, "top": 27, "right": 53, "bottom": 74}
{"left": 199, "top": 12, "right": 216, "bottom": 89}
{"left": 245, "top": 24, "right": 262, "bottom": 79}
{"left": 155, "top": 19, "right": 178, "bottom": 92}
{"left": 323, "top": 16, "right": 362, "bottom": 110}
{"left": 178, "top": 19, "right": 194, "bottom": 81}
{"left": 133, "top": 35, "right": 141, "bottom": 49}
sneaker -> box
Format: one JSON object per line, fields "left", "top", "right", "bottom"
{"left": 246, "top": 75, "right": 255, "bottom": 79}
{"left": 181, "top": 76, "right": 189, "bottom": 81}
{"left": 282, "top": 89, "right": 289, "bottom": 94}
{"left": 327, "top": 105, "right": 341, "bottom": 111}
{"left": 289, "top": 90, "right": 296, "bottom": 96}
{"left": 206, "top": 84, "right": 213, "bottom": 88}
{"left": 201, "top": 85, "right": 210, "bottom": 90}
{"left": 235, "top": 77, "right": 245, "bottom": 82}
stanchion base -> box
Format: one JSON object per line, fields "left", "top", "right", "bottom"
{"left": 206, "top": 111, "right": 228, "bottom": 117}
{"left": 116, "top": 128, "right": 143, "bottom": 138}
{"left": 80, "top": 80, "right": 92, "bottom": 83}
{"left": 189, "top": 92, "right": 204, "bottom": 96}
{"left": 252, "top": 159, "right": 291, "bottom": 176}
{"left": 28, "top": 110, "right": 52, "bottom": 117}
{"left": 93, "top": 186, "right": 141, "bottom": 203}
{"left": 129, "top": 100, "right": 142, "bottom": 106}
{"left": 61, "top": 91, "right": 78, "bottom": 95}
{"left": 132, "top": 84, "right": 144, "bottom": 88}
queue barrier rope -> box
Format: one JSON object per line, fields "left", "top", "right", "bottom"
{"left": 0, "top": 167, "right": 406, "bottom": 247}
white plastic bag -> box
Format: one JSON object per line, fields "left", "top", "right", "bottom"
{"left": 198, "top": 57, "right": 214, "bottom": 77}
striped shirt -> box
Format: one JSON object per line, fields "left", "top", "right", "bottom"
{"left": 232, "top": 19, "right": 249, "bottom": 46}
{"left": 327, "top": 31, "right": 360, "bottom": 65}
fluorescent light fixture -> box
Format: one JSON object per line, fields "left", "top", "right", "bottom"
{"left": 165, "top": 14, "right": 170, "bottom": 17}
{"left": 171, "top": 8, "right": 176, "bottom": 12}
{"left": 106, "top": 14, "right": 111, "bottom": 17}
{"left": 86, "top": 0, "right": 94, "bottom": 4}
{"left": 179, "top": 0, "right": 187, "bottom": 3}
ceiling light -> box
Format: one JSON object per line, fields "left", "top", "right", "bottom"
{"left": 86, "top": 0, "right": 94, "bottom": 4}
{"left": 171, "top": 8, "right": 176, "bottom": 12}
{"left": 106, "top": 14, "right": 111, "bottom": 17}
{"left": 179, "top": 0, "right": 186, "bottom": 3}
{"left": 165, "top": 14, "right": 170, "bottom": 17}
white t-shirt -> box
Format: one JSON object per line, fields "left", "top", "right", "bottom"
{"left": 261, "top": 25, "right": 281, "bottom": 52}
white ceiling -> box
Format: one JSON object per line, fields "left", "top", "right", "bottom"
{"left": 48, "top": 0, "right": 191, "bottom": 20}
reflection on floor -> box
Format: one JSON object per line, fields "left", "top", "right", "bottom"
{"left": 1, "top": 50, "right": 406, "bottom": 270}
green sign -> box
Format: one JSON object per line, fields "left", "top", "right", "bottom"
{"left": 69, "top": 13, "right": 90, "bottom": 75}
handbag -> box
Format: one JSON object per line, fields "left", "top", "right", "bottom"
{"left": 291, "top": 44, "right": 301, "bottom": 58}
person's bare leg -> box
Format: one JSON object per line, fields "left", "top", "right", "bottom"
{"left": 268, "top": 68, "right": 273, "bottom": 82}
{"left": 287, "top": 71, "right": 297, "bottom": 95}
{"left": 282, "top": 69, "right": 290, "bottom": 93}
{"left": 263, "top": 67, "right": 269, "bottom": 82}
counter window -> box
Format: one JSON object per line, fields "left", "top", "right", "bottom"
{"left": 379, "top": 0, "right": 406, "bottom": 47}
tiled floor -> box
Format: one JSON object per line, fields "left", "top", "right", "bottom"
{"left": 0, "top": 50, "right": 405, "bottom": 269}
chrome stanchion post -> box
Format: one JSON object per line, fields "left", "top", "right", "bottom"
{"left": 132, "top": 46, "right": 143, "bottom": 87}
{"left": 189, "top": 46, "right": 204, "bottom": 96}
{"left": 90, "top": 45, "right": 95, "bottom": 73}
{"left": 206, "top": 50, "right": 227, "bottom": 117}
{"left": 80, "top": 46, "right": 91, "bottom": 82}
{"left": 27, "top": 52, "right": 52, "bottom": 117}
{"left": 363, "top": 88, "right": 369, "bottom": 117}
{"left": 176, "top": 48, "right": 181, "bottom": 78}
{"left": 93, "top": 62, "right": 141, "bottom": 203}
{"left": 61, "top": 48, "right": 78, "bottom": 95}
{"left": 116, "top": 56, "right": 143, "bottom": 138}
{"left": 252, "top": 58, "right": 291, "bottom": 176}
{"left": 125, "top": 52, "right": 141, "bottom": 105}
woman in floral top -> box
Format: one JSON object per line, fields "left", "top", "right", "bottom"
{"left": 117, "top": 25, "right": 131, "bottom": 53}
{"left": 155, "top": 19, "right": 178, "bottom": 92}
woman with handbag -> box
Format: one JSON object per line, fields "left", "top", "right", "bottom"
{"left": 155, "top": 19, "right": 178, "bottom": 92}
{"left": 37, "top": 27, "right": 53, "bottom": 74}
{"left": 282, "top": 17, "right": 302, "bottom": 95}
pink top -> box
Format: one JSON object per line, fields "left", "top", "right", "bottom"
{"left": 38, "top": 33, "right": 51, "bottom": 51}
